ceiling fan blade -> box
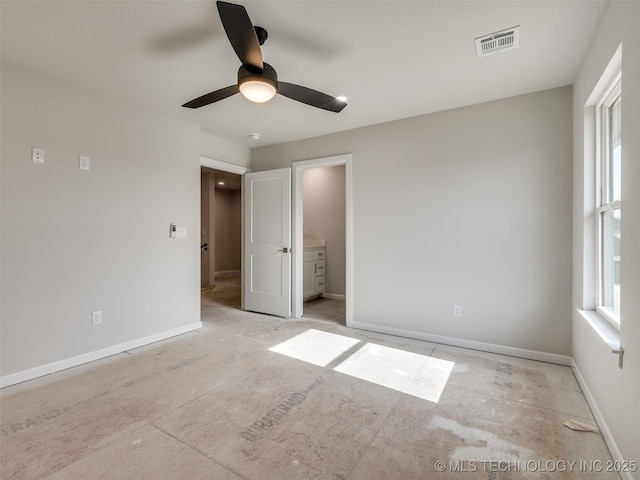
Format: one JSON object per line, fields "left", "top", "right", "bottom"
{"left": 217, "top": 1, "right": 263, "bottom": 72}
{"left": 182, "top": 85, "right": 239, "bottom": 108}
{"left": 278, "top": 82, "right": 347, "bottom": 113}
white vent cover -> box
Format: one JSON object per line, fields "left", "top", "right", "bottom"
{"left": 475, "top": 26, "right": 520, "bottom": 57}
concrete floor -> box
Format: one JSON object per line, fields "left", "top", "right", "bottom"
{"left": 303, "top": 296, "right": 346, "bottom": 326}
{"left": 1, "top": 276, "right": 616, "bottom": 479}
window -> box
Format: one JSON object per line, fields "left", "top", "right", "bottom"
{"left": 596, "top": 75, "right": 622, "bottom": 327}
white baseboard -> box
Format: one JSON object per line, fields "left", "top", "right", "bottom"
{"left": 571, "top": 359, "right": 632, "bottom": 480}
{"left": 350, "top": 321, "right": 572, "bottom": 366}
{"left": 323, "top": 293, "right": 345, "bottom": 301}
{"left": 215, "top": 270, "right": 241, "bottom": 276}
{"left": 0, "top": 321, "right": 202, "bottom": 389}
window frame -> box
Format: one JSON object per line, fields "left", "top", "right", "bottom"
{"left": 595, "top": 74, "right": 622, "bottom": 328}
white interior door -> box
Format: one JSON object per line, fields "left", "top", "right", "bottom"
{"left": 243, "top": 168, "right": 291, "bottom": 317}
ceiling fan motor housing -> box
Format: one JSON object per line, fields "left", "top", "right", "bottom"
{"left": 238, "top": 62, "right": 278, "bottom": 89}
{"left": 237, "top": 63, "right": 278, "bottom": 102}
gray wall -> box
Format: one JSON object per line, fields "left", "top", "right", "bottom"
{"left": 572, "top": 1, "right": 640, "bottom": 471}
{"left": 1, "top": 63, "right": 201, "bottom": 379}
{"left": 252, "top": 86, "right": 573, "bottom": 356}
{"left": 214, "top": 188, "right": 241, "bottom": 273}
{"left": 303, "top": 166, "right": 346, "bottom": 296}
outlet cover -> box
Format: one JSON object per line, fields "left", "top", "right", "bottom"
{"left": 32, "top": 147, "right": 44, "bottom": 164}
{"left": 79, "top": 155, "right": 90, "bottom": 170}
{"left": 453, "top": 305, "right": 462, "bottom": 317}
{"left": 91, "top": 311, "right": 102, "bottom": 325}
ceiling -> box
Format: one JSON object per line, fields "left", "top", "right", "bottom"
{"left": 1, "top": 1, "right": 606, "bottom": 148}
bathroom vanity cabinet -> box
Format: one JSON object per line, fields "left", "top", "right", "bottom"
{"left": 303, "top": 244, "right": 325, "bottom": 300}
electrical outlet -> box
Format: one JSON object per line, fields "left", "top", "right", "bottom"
{"left": 452, "top": 304, "right": 462, "bottom": 317}
{"left": 79, "top": 155, "right": 90, "bottom": 170}
{"left": 91, "top": 311, "right": 102, "bottom": 325}
{"left": 32, "top": 147, "right": 44, "bottom": 164}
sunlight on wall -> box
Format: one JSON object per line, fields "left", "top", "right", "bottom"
{"left": 268, "top": 329, "right": 361, "bottom": 367}
{"left": 269, "top": 329, "right": 454, "bottom": 403}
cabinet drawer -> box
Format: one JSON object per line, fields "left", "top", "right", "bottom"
{"left": 315, "top": 276, "right": 325, "bottom": 290}
{"left": 303, "top": 248, "right": 325, "bottom": 262}
{"left": 316, "top": 260, "right": 325, "bottom": 275}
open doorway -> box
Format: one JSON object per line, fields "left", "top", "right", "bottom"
{"left": 293, "top": 154, "right": 353, "bottom": 327}
{"left": 300, "top": 165, "right": 346, "bottom": 325}
{"left": 200, "top": 157, "right": 249, "bottom": 311}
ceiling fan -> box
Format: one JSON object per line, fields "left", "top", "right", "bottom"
{"left": 182, "top": 1, "right": 347, "bottom": 113}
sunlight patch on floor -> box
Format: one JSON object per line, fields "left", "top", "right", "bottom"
{"left": 268, "top": 329, "right": 361, "bottom": 367}
{"left": 270, "top": 329, "right": 454, "bottom": 403}
{"left": 334, "top": 343, "right": 454, "bottom": 403}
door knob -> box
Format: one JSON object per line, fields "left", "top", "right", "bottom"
{"left": 278, "top": 247, "right": 291, "bottom": 253}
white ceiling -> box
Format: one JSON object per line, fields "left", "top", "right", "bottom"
{"left": 1, "top": 1, "right": 606, "bottom": 148}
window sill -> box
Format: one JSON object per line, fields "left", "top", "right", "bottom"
{"left": 577, "top": 309, "right": 621, "bottom": 350}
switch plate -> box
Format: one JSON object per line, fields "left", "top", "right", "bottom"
{"left": 91, "top": 311, "right": 102, "bottom": 325}
{"left": 176, "top": 227, "right": 187, "bottom": 238}
{"left": 32, "top": 147, "right": 44, "bottom": 164}
{"left": 79, "top": 155, "right": 90, "bottom": 170}
{"left": 452, "top": 305, "right": 462, "bottom": 317}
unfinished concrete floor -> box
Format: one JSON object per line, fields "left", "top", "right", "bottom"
{"left": 1, "top": 278, "right": 616, "bottom": 479}
{"left": 303, "top": 296, "right": 346, "bottom": 326}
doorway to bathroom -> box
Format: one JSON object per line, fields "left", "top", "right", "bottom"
{"left": 300, "top": 165, "right": 346, "bottom": 325}
{"left": 292, "top": 154, "right": 353, "bottom": 327}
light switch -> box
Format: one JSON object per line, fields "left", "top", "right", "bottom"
{"left": 176, "top": 227, "right": 187, "bottom": 238}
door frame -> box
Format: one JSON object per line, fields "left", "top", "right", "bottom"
{"left": 200, "top": 156, "right": 251, "bottom": 308}
{"left": 292, "top": 154, "right": 353, "bottom": 326}
{"left": 200, "top": 156, "right": 251, "bottom": 176}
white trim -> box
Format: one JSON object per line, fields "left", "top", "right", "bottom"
{"left": 292, "top": 154, "right": 353, "bottom": 327}
{"left": 585, "top": 44, "right": 622, "bottom": 107}
{"left": 0, "top": 322, "right": 202, "bottom": 388}
{"left": 577, "top": 309, "right": 621, "bottom": 350}
{"left": 200, "top": 156, "right": 251, "bottom": 175}
{"left": 594, "top": 75, "right": 622, "bottom": 328}
{"left": 350, "top": 320, "right": 572, "bottom": 366}
{"left": 571, "top": 359, "right": 633, "bottom": 480}
{"left": 215, "top": 269, "right": 241, "bottom": 276}
{"left": 323, "top": 293, "right": 346, "bottom": 301}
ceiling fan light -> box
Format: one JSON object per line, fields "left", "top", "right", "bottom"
{"left": 239, "top": 78, "right": 277, "bottom": 103}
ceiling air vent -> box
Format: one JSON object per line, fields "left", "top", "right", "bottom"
{"left": 475, "top": 26, "right": 520, "bottom": 58}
